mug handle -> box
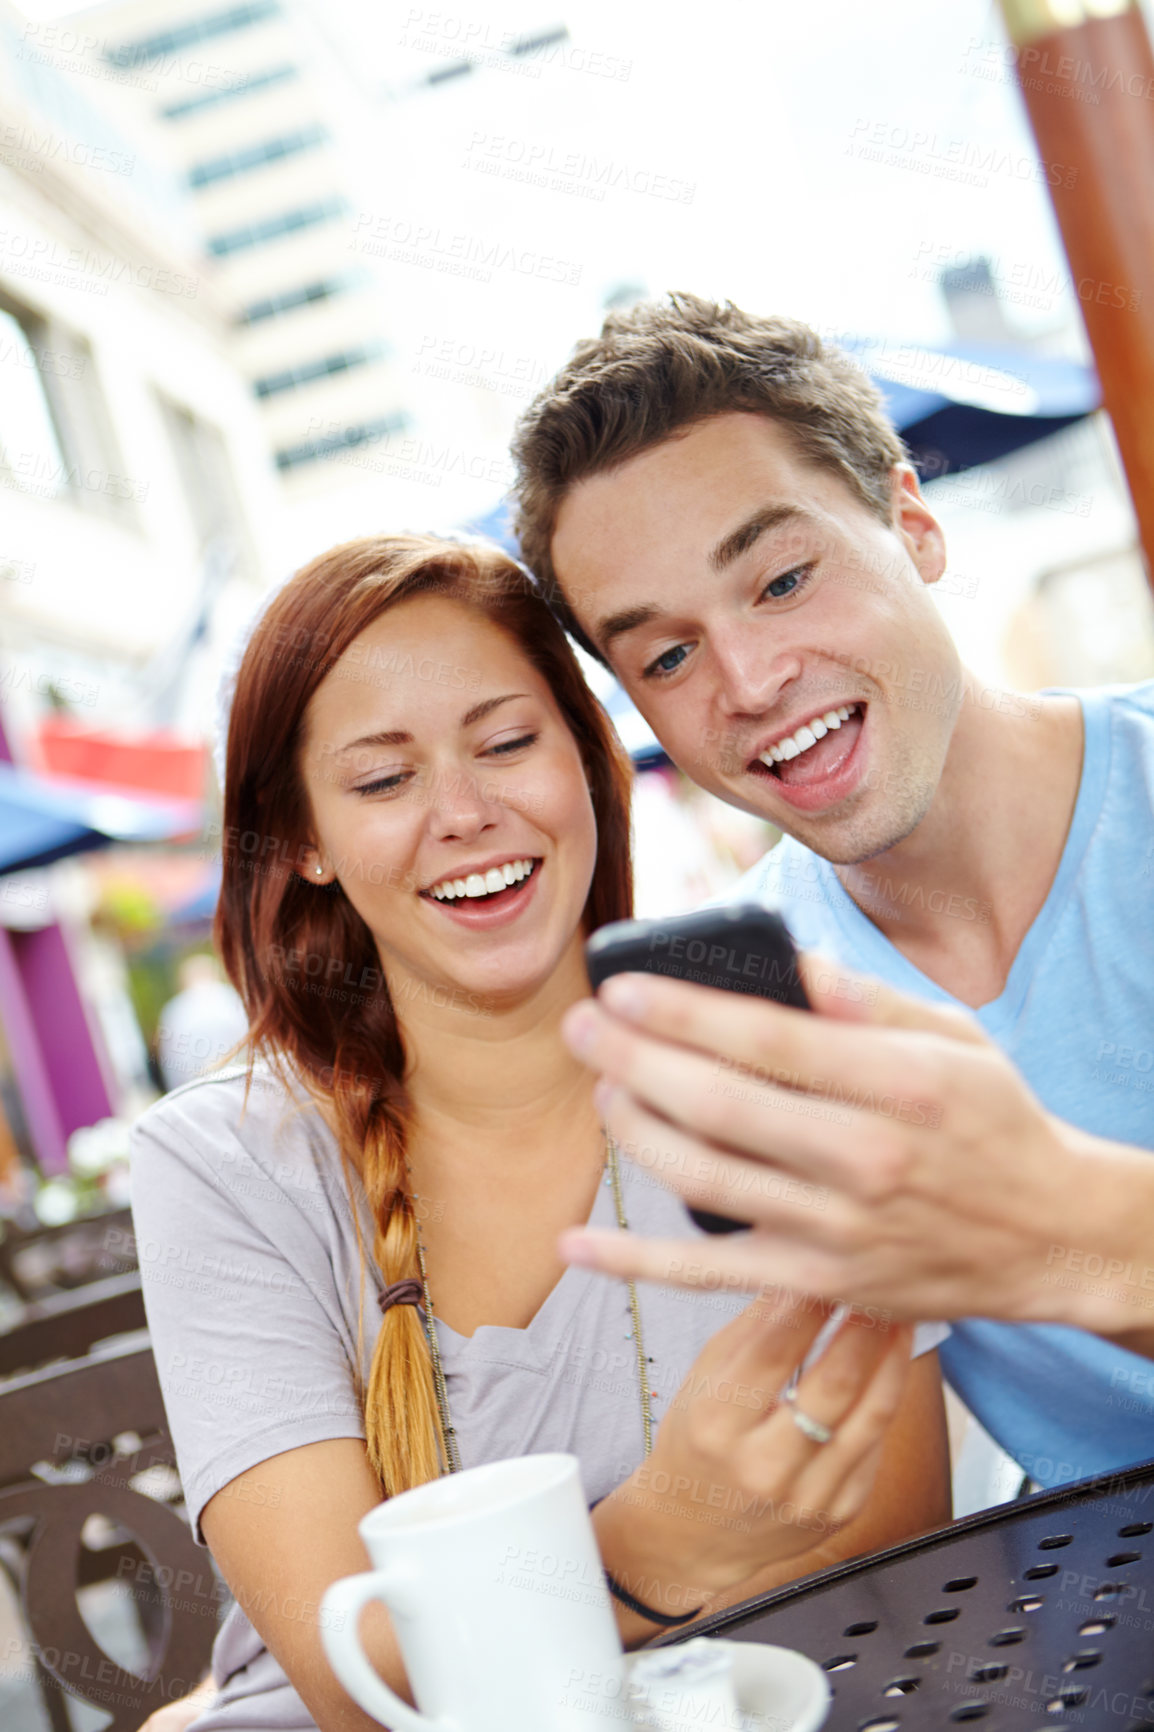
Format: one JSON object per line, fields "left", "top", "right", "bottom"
{"left": 320, "top": 1570, "right": 459, "bottom": 1732}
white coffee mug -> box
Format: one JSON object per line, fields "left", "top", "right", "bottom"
{"left": 320, "top": 1453, "right": 629, "bottom": 1732}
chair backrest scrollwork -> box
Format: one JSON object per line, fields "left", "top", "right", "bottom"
{"left": 0, "top": 1338, "right": 219, "bottom": 1732}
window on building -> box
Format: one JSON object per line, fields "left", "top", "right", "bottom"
{"left": 253, "top": 343, "right": 385, "bottom": 399}
{"left": 0, "top": 294, "right": 132, "bottom": 519}
{"left": 237, "top": 270, "right": 364, "bottom": 324}
{"left": 207, "top": 195, "right": 347, "bottom": 257}
{"left": 188, "top": 123, "right": 328, "bottom": 189}
{"left": 106, "top": 1, "right": 281, "bottom": 67}
{"left": 156, "top": 395, "right": 252, "bottom": 567}
{"left": 161, "top": 63, "right": 298, "bottom": 120}
{"left": 275, "top": 412, "right": 409, "bottom": 472}
{"left": 0, "top": 304, "right": 68, "bottom": 500}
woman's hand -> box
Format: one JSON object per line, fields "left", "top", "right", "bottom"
{"left": 560, "top": 954, "right": 1146, "bottom": 1332}
{"left": 593, "top": 1293, "right": 913, "bottom": 1622}
{"left": 136, "top": 1673, "right": 215, "bottom": 1732}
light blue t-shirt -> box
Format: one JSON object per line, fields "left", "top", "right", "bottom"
{"left": 735, "top": 681, "right": 1154, "bottom": 1488}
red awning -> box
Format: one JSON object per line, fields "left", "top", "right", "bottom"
{"left": 32, "top": 719, "right": 207, "bottom": 803}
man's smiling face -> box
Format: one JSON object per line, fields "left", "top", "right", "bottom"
{"left": 552, "top": 411, "right": 962, "bottom": 865}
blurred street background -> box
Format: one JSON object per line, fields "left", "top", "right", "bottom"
{"left": 1, "top": 0, "right": 1154, "bottom": 1719}
{"left": 3, "top": 0, "right": 1154, "bottom": 1209}
{"left": 1, "top": 0, "right": 1154, "bottom": 1609}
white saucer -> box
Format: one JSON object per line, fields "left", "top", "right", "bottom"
{"left": 627, "top": 1639, "right": 831, "bottom": 1732}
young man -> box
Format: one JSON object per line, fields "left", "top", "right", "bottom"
{"left": 512, "top": 292, "right": 1154, "bottom": 1489}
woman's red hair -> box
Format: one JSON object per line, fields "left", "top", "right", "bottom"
{"left": 215, "top": 534, "right": 633, "bottom": 1495}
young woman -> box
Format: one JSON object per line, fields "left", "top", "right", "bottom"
{"left": 131, "top": 534, "right": 950, "bottom": 1732}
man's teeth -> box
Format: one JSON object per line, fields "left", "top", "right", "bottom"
{"left": 429, "top": 858, "right": 536, "bottom": 900}
{"left": 759, "top": 705, "right": 857, "bottom": 768}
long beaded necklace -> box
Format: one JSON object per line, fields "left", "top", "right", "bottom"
{"left": 410, "top": 1136, "right": 654, "bottom": 1477}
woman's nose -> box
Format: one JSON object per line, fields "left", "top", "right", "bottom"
{"left": 427, "top": 766, "right": 500, "bottom": 841}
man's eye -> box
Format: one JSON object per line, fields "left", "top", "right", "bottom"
{"left": 762, "top": 564, "right": 813, "bottom": 601}
{"left": 643, "top": 643, "right": 689, "bottom": 680}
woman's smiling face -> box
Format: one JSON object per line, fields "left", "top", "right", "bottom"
{"left": 297, "top": 592, "right": 599, "bottom": 1010}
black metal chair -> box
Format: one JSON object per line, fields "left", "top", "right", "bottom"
{"left": 0, "top": 1206, "right": 136, "bottom": 1302}
{"left": 0, "top": 1271, "right": 147, "bottom": 1380}
{"left": 0, "top": 1337, "right": 220, "bottom": 1732}
{"left": 669, "top": 1456, "right": 1154, "bottom": 1729}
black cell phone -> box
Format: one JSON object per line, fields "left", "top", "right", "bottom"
{"left": 585, "top": 904, "right": 809, "bottom": 1234}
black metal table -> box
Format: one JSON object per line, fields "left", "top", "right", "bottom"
{"left": 667, "top": 1458, "right": 1154, "bottom": 1729}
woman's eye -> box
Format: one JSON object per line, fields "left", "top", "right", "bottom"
{"left": 762, "top": 564, "right": 814, "bottom": 601}
{"left": 486, "top": 731, "right": 538, "bottom": 757}
{"left": 643, "top": 643, "right": 689, "bottom": 680}
{"left": 354, "top": 772, "right": 410, "bottom": 796}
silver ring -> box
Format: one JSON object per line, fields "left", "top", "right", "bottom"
{"left": 783, "top": 1384, "right": 834, "bottom": 1445}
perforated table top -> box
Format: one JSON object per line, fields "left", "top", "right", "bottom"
{"left": 668, "top": 1458, "right": 1154, "bottom": 1729}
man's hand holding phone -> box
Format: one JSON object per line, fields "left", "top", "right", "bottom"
{"left": 586, "top": 905, "right": 810, "bottom": 1232}
{"left": 561, "top": 921, "right": 1132, "bottom": 1335}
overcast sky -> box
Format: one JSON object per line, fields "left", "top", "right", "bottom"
{"left": 21, "top": 0, "right": 1135, "bottom": 534}
{"left": 31, "top": 0, "right": 1103, "bottom": 360}
{"left": 325, "top": 0, "right": 1088, "bottom": 366}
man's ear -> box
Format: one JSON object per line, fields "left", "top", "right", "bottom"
{"left": 889, "top": 464, "right": 947, "bottom": 587}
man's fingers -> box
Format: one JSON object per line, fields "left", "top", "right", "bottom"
{"left": 589, "top": 1019, "right": 913, "bottom": 1201}
{"left": 601, "top": 1082, "right": 868, "bottom": 1236}
{"left": 799, "top": 952, "right": 989, "bottom": 1046}
{"left": 580, "top": 978, "right": 952, "bottom": 1150}
{"left": 561, "top": 1224, "right": 759, "bottom": 1291}
{"left": 560, "top": 1220, "right": 861, "bottom": 1311}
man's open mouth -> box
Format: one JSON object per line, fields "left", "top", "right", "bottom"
{"left": 421, "top": 858, "right": 541, "bottom": 908}
{"left": 749, "top": 703, "right": 864, "bottom": 788}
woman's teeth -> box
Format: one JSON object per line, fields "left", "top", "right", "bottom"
{"left": 428, "top": 858, "right": 536, "bottom": 901}
{"left": 758, "top": 705, "right": 857, "bottom": 767}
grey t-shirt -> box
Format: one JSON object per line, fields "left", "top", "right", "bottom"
{"left": 130, "top": 1065, "right": 945, "bottom": 1731}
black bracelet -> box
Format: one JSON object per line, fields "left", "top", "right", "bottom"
{"left": 603, "top": 1568, "right": 704, "bottom": 1628}
{"left": 588, "top": 1497, "right": 705, "bottom": 1628}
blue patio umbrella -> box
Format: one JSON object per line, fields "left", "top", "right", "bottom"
{"left": 840, "top": 338, "right": 1099, "bottom": 479}
{"left": 0, "top": 762, "right": 201, "bottom": 875}
{"left": 464, "top": 338, "right": 1101, "bottom": 764}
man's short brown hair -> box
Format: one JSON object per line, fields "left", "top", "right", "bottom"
{"left": 511, "top": 292, "right": 909, "bottom": 657}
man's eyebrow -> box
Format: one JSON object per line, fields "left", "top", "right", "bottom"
{"left": 594, "top": 606, "right": 661, "bottom": 655}
{"left": 592, "top": 508, "right": 815, "bottom": 652}
{"left": 708, "top": 505, "right": 809, "bottom": 572}
{"left": 334, "top": 694, "right": 527, "bottom": 755}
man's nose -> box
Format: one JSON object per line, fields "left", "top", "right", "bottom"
{"left": 713, "top": 629, "right": 801, "bottom": 717}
